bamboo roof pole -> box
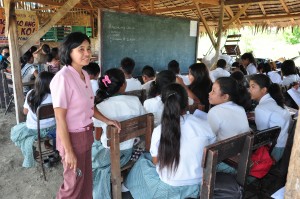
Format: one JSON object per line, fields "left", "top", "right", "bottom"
{"left": 215, "top": 0, "right": 224, "bottom": 59}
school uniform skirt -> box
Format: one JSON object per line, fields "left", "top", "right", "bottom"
{"left": 10, "top": 122, "right": 56, "bottom": 168}
{"left": 92, "top": 141, "right": 132, "bottom": 199}
{"left": 124, "top": 153, "right": 201, "bottom": 199}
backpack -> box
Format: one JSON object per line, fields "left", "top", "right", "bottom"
{"left": 249, "top": 146, "right": 274, "bottom": 178}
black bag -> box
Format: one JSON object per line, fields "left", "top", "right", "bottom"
{"left": 214, "top": 172, "right": 243, "bottom": 199}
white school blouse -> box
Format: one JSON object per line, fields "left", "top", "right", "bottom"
{"left": 125, "top": 77, "right": 142, "bottom": 91}
{"left": 207, "top": 101, "right": 250, "bottom": 141}
{"left": 282, "top": 74, "right": 300, "bottom": 87}
{"left": 254, "top": 94, "right": 291, "bottom": 148}
{"left": 246, "top": 63, "right": 257, "bottom": 75}
{"left": 209, "top": 68, "right": 230, "bottom": 82}
{"left": 93, "top": 95, "right": 146, "bottom": 150}
{"left": 144, "top": 95, "right": 164, "bottom": 127}
{"left": 150, "top": 114, "right": 216, "bottom": 186}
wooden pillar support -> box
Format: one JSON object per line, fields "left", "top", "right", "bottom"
{"left": 4, "top": 0, "right": 25, "bottom": 123}
{"left": 215, "top": 0, "right": 224, "bottom": 58}
{"left": 98, "top": 8, "right": 102, "bottom": 75}
{"left": 20, "top": 0, "right": 81, "bottom": 55}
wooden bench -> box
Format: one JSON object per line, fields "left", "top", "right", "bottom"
{"left": 107, "top": 113, "right": 154, "bottom": 199}
{"left": 201, "top": 132, "right": 254, "bottom": 199}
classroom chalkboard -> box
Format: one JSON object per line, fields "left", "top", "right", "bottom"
{"left": 101, "top": 11, "right": 197, "bottom": 76}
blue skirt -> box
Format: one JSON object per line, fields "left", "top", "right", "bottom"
{"left": 124, "top": 153, "right": 200, "bottom": 199}
{"left": 92, "top": 141, "right": 132, "bottom": 199}
{"left": 10, "top": 122, "right": 56, "bottom": 168}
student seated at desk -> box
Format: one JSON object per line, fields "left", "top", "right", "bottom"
{"left": 92, "top": 68, "right": 146, "bottom": 199}
{"left": 10, "top": 72, "right": 56, "bottom": 168}
{"left": 83, "top": 62, "right": 100, "bottom": 96}
{"left": 209, "top": 59, "right": 230, "bottom": 82}
{"left": 249, "top": 74, "right": 291, "bottom": 162}
{"left": 141, "top": 65, "right": 155, "bottom": 95}
{"left": 281, "top": 60, "right": 300, "bottom": 87}
{"left": 208, "top": 77, "right": 250, "bottom": 141}
{"left": 21, "top": 51, "right": 38, "bottom": 93}
{"left": 144, "top": 70, "right": 176, "bottom": 127}
{"left": 120, "top": 57, "right": 142, "bottom": 91}
{"left": 124, "top": 83, "right": 216, "bottom": 199}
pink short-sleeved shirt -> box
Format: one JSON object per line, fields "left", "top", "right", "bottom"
{"left": 50, "top": 66, "right": 94, "bottom": 132}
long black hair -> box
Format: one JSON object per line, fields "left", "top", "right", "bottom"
{"left": 215, "top": 77, "right": 252, "bottom": 110}
{"left": 188, "top": 63, "right": 212, "bottom": 112}
{"left": 148, "top": 70, "right": 176, "bottom": 98}
{"left": 27, "top": 71, "right": 54, "bottom": 113}
{"left": 95, "top": 68, "right": 125, "bottom": 104}
{"left": 158, "top": 83, "right": 188, "bottom": 174}
{"left": 249, "top": 74, "right": 285, "bottom": 108}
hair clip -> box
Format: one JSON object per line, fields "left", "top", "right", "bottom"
{"left": 102, "top": 75, "right": 111, "bottom": 87}
{"left": 167, "top": 92, "right": 176, "bottom": 98}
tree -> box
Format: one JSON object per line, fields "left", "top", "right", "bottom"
{"left": 284, "top": 27, "right": 300, "bottom": 45}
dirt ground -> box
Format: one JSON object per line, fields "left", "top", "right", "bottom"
{"left": 0, "top": 108, "right": 63, "bottom": 199}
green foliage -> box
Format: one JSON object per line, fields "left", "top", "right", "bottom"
{"left": 284, "top": 27, "right": 300, "bottom": 45}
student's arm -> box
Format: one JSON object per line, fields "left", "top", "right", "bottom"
{"left": 33, "top": 46, "right": 42, "bottom": 58}
{"left": 176, "top": 76, "right": 200, "bottom": 103}
{"left": 93, "top": 106, "right": 121, "bottom": 130}
{"left": 23, "top": 108, "right": 28, "bottom": 115}
{"left": 54, "top": 107, "right": 77, "bottom": 172}
{"left": 152, "top": 156, "right": 158, "bottom": 164}
{"left": 33, "top": 70, "right": 38, "bottom": 77}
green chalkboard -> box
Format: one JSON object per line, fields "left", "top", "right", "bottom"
{"left": 101, "top": 11, "right": 197, "bottom": 75}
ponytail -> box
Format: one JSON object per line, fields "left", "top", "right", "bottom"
{"left": 158, "top": 83, "right": 188, "bottom": 174}
{"left": 250, "top": 74, "right": 285, "bottom": 108}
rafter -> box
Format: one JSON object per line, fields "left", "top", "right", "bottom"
{"left": 25, "top": 0, "right": 97, "bottom": 10}
{"left": 258, "top": 3, "right": 266, "bottom": 15}
{"left": 225, "top": 6, "right": 241, "bottom": 25}
{"left": 194, "top": 0, "right": 219, "bottom": 6}
{"left": 224, "top": 0, "right": 277, "bottom": 6}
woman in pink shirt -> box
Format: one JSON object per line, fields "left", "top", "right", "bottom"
{"left": 50, "top": 32, "right": 120, "bottom": 199}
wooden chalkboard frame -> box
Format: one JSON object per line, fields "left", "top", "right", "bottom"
{"left": 101, "top": 10, "right": 198, "bottom": 76}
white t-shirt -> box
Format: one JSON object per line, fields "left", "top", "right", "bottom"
{"left": 207, "top": 101, "right": 250, "bottom": 141}
{"left": 246, "top": 63, "right": 257, "bottom": 75}
{"left": 150, "top": 114, "right": 216, "bottom": 186}
{"left": 209, "top": 68, "right": 230, "bottom": 82}
{"left": 21, "top": 63, "right": 37, "bottom": 83}
{"left": 144, "top": 95, "right": 164, "bottom": 127}
{"left": 282, "top": 74, "right": 300, "bottom": 86}
{"left": 255, "top": 94, "right": 291, "bottom": 148}
{"left": 90, "top": 79, "right": 99, "bottom": 96}
{"left": 24, "top": 90, "right": 56, "bottom": 129}
{"left": 93, "top": 95, "right": 146, "bottom": 150}
{"left": 177, "top": 74, "right": 190, "bottom": 86}
{"left": 125, "top": 77, "right": 142, "bottom": 91}
{"left": 265, "top": 71, "right": 282, "bottom": 84}
{"left": 141, "top": 79, "right": 154, "bottom": 94}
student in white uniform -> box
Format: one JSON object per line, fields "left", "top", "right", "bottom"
{"left": 262, "top": 63, "right": 282, "bottom": 84}
{"left": 208, "top": 77, "right": 251, "bottom": 141}
{"left": 125, "top": 83, "right": 216, "bottom": 199}
{"left": 241, "top": 52, "right": 257, "bottom": 75}
{"left": 92, "top": 68, "right": 146, "bottom": 199}
{"left": 82, "top": 62, "right": 100, "bottom": 96}
{"left": 168, "top": 59, "right": 190, "bottom": 85}
{"left": 281, "top": 60, "right": 300, "bottom": 87}
{"left": 141, "top": 65, "right": 155, "bottom": 95}
{"left": 209, "top": 59, "right": 230, "bottom": 82}
{"left": 120, "top": 57, "right": 142, "bottom": 91}
{"left": 249, "top": 74, "right": 291, "bottom": 162}
{"left": 144, "top": 70, "right": 176, "bottom": 126}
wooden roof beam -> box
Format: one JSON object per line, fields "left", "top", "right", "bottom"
{"left": 224, "top": 0, "right": 277, "bottom": 6}
{"left": 238, "top": 13, "right": 300, "bottom": 22}
{"left": 150, "top": 0, "right": 154, "bottom": 14}
{"left": 25, "top": 0, "right": 97, "bottom": 10}
{"left": 194, "top": 0, "right": 219, "bottom": 6}
{"left": 222, "top": 4, "right": 250, "bottom": 31}
{"left": 225, "top": 6, "right": 241, "bottom": 25}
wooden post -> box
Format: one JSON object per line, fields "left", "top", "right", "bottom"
{"left": 215, "top": 0, "right": 224, "bottom": 59}
{"left": 98, "top": 8, "right": 102, "bottom": 75}
{"left": 5, "top": 0, "right": 25, "bottom": 123}
{"left": 285, "top": 119, "right": 300, "bottom": 199}
{"left": 20, "top": 0, "right": 81, "bottom": 55}
{"left": 150, "top": 0, "right": 154, "bottom": 14}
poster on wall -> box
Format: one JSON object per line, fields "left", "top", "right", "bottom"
{"left": 0, "top": 8, "right": 39, "bottom": 45}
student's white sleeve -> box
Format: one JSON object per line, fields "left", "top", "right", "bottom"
{"left": 23, "top": 90, "right": 33, "bottom": 108}
{"left": 207, "top": 110, "right": 221, "bottom": 137}
{"left": 150, "top": 126, "right": 161, "bottom": 157}
{"left": 254, "top": 107, "right": 270, "bottom": 130}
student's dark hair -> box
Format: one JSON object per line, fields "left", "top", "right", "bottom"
{"left": 27, "top": 71, "right": 54, "bottom": 113}
{"left": 42, "top": 44, "right": 50, "bottom": 54}
{"left": 262, "top": 63, "right": 272, "bottom": 76}
{"left": 95, "top": 68, "right": 125, "bottom": 104}
{"left": 148, "top": 70, "right": 176, "bottom": 98}
{"left": 281, "top": 60, "right": 297, "bottom": 76}
{"left": 30, "top": 46, "right": 37, "bottom": 53}
{"left": 249, "top": 74, "right": 285, "bottom": 108}
{"left": 168, "top": 60, "right": 180, "bottom": 74}
{"left": 120, "top": 57, "right": 135, "bottom": 75}
{"left": 82, "top": 62, "right": 100, "bottom": 76}
{"left": 230, "top": 70, "right": 249, "bottom": 89}
{"left": 21, "top": 51, "right": 33, "bottom": 68}
{"left": 241, "top": 52, "right": 256, "bottom": 65}
{"left": 232, "top": 61, "right": 239, "bottom": 67}
{"left": 47, "top": 47, "right": 59, "bottom": 62}
{"left": 215, "top": 77, "right": 251, "bottom": 110}
{"left": 1, "top": 46, "right": 9, "bottom": 54}
{"left": 217, "top": 59, "right": 226, "bottom": 68}
{"left": 188, "top": 63, "right": 212, "bottom": 112}
{"left": 158, "top": 83, "right": 188, "bottom": 174}
{"left": 142, "top": 65, "right": 155, "bottom": 78}
{"left": 60, "top": 32, "right": 90, "bottom": 66}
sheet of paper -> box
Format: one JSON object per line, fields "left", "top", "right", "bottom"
{"left": 190, "top": 20, "right": 198, "bottom": 37}
{"left": 287, "top": 88, "right": 300, "bottom": 105}
{"left": 193, "top": 109, "right": 207, "bottom": 120}
{"left": 271, "top": 186, "right": 285, "bottom": 199}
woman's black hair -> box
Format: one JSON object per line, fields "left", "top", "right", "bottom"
{"left": 262, "top": 63, "right": 272, "bottom": 76}
{"left": 47, "top": 47, "right": 59, "bottom": 62}
{"left": 188, "top": 63, "right": 212, "bottom": 112}
{"left": 241, "top": 52, "right": 256, "bottom": 65}
{"left": 59, "top": 32, "right": 90, "bottom": 66}
{"left": 27, "top": 71, "right": 54, "bottom": 113}
{"left": 249, "top": 74, "right": 285, "bottom": 108}
{"left": 215, "top": 77, "right": 252, "bottom": 110}
{"left": 281, "top": 60, "right": 297, "bottom": 76}
{"left": 148, "top": 70, "right": 176, "bottom": 98}
{"left": 42, "top": 44, "right": 50, "bottom": 54}
{"left": 158, "top": 83, "right": 188, "bottom": 174}
{"left": 21, "top": 51, "right": 33, "bottom": 68}
{"left": 95, "top": 68, "right": 125, "bottom": 104}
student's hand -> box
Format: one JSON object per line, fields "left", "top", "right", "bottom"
{"left": 64, "top": 151, "right": 77, "bottom": 172}
{"left": 107, "top": 120, "right": 121, "bottom": 132}
{"left": 176, "top": 76, "right": 184, "bottom": 86}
